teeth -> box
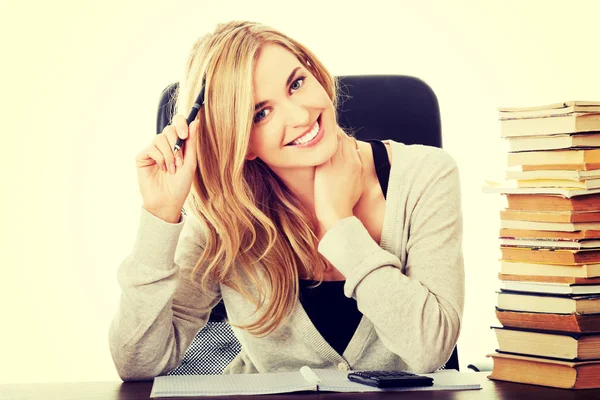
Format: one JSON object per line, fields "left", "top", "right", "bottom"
{"left": 291, "top": 120, "right": 320, "bottom": 146}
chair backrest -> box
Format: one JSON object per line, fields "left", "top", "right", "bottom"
{"left": 157, "top": 75, "right": 459, "bottom": 374}
{"left": 157, "top": 75, "right": 442, "bottom": 148}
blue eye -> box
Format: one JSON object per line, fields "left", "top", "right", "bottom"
{"left": 253, "top": 76, "right": 306, "bottom": 124}
{"left": 290, "top": 76, "right": 305, "bottom": 92}
{"left": 254, "top": 108, "right": 270, "bottom": 123}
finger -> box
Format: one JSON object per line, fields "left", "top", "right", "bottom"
{"left": 344, "top": 137, "right": 359, "bottom": 172}
{"left": 341, "top": 133, "right": 354, "bottom": 158}
{"left": 162, "top": 124, "right": 178, "bottom": 150}
{"left": 162, "top": 126, "right": 181, "bottom": 167}
{"left": 348, "top": 137, "right": 358, "bottom": 154}
{"left": 169, "top": 115, "right": 189, "bottom": 164}
{"left": 155, "top": 134, "right": 176, "bottom": 173}
{"left": 331, "top": 131, "right": 344, "bottom": 162}
{"left": 351, "top": 138, "right": 362, "bottom": 163}
{"left": 183, "top": 118, "right": 199, "bottom": 166}
{"left": 149, "top": 145, "right": 167, "bottom": 172}
{"left": 172, "top": 114, "right": 190, "bottom": 140}
{"left": 136, "top": 144, "right": 167, "bottom": 172}
{"left": 350, "top": 136, "right": 359, "bottom": 155}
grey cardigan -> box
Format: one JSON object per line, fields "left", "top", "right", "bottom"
{"left": 108, "top": 140, "right": 465, "bottom": 381}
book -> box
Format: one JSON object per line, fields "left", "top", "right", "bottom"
{"left": 500, "top": 247, "right": 600, "bottom": 264}
{"left": 487, "top": 351, "right": 600, "bottom": 389}
{"left": 500, "top": 219, "right": 600, "bottom": 232}
{"left": 507, "top": 148, "right": 600, "bottom": 168}
{"left": 483, "top": 181, "right": 600, "bottom": 198}
{"left": 497, "top": 290, "right": 600, "bottom": 314}
{"left": 500, "top": 113, "right": 600, "bottom": 138}
{"left": 500, "top": 228, "right": 600, "bottom": 240}
{"left": 500, "top": 261, "right": 600, "bottom": 278}
{"left": 515, "top": 178, "right": 600, "bottom": 190}
{"left": 499, "top": 101, "right": 600, "bottom": 119}
{"left": 149, "top": 367, "right": 481, "bottom": 397}
{"left": 496, "top": 307, "right": 600, "bottom": 333}
{"left": 492, "top": 326, "right": 600, "bottom": 360}
{"left": 507, "top": 133, "right": 600, "bottom": 152}
{"left": 501, "top": 280, "right": 600, "bottom": 295}
{"left": 504, "top": 193, "right": 600, "bottom": 211}
{"left": 521, "top": 163, "right": 600, "bottom": 171}
{"left": 506, "top": 169, "right": 600, "bottom": 181}
{"left": 500, "top": 238, "right": 600, "bottom": 250}
{"left": 500, "top": 209, "right": 600, "bottom": 223}
{"left": 499, "top": 273, "right": 600, "bottom": 284}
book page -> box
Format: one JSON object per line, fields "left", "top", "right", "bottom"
{"left": 150, "top": 371, "right": 315, "bottom": 398}
{"left": 312, "top": 369, "right": 482, "bottom": 392}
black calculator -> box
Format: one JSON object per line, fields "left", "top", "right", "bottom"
{"left": 347, "top": 370, "right": 434, "bottom": 388}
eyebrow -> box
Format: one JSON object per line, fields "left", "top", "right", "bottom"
{"left": 254, "top": 66, "right": 301, "bottom": 111}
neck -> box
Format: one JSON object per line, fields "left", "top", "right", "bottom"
{"left": 277, "top": 166, "right": 319, "bottom": 225}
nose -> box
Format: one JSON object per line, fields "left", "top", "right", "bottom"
{"left": 282, "top": 99, "right": 310, "bottom": 128}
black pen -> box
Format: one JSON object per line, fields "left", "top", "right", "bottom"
{"left": 174, "top": 81, "right": 206, "bottom": 154}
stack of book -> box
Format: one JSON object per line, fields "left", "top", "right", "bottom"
{"left": 484, "top": 101, "right": 600, "bottom": 389}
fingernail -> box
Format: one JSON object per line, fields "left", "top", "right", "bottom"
{"left": 176, "top": 157, "right": 182, "bottom": 167}
{"left": 168, "top": 163, "right": 175, "bottom": 174}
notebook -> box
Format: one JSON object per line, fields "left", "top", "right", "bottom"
{"left": 150, "top": 366, "right": 482, "bottom": 397}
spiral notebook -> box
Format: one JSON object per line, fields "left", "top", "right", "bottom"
{"left": 150, "top": 366, "right": 481, "bottom": 397}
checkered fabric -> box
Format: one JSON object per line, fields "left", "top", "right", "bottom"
{"left": 166, "top": 321, "right": 241, "bottom": 375}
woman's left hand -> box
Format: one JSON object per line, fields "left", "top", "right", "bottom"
{"left": 314, "top": 132, "right": 364, "bottom": 231}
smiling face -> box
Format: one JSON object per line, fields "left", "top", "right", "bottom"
{"left": 246, "top": 44, "right": 338, "bottom": 173}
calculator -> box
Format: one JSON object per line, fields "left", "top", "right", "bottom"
{"left": 347, "top": 370, "right": 434, "bottom": 388}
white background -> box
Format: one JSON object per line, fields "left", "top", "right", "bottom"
{"left": 1, "top": 0, "right": 599, "bottom": 384}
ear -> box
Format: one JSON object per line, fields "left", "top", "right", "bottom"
{"left": 246, "top": 151, "right": 257, "bottom": 161}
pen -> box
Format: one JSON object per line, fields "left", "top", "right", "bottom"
{"left": 173, "top": 80, "right": 206, "bottom": 154}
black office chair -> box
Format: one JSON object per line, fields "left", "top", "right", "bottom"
{"left": 156, "top": 75, "right": 460, "bottom": 375}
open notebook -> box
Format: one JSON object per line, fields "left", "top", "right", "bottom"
{"left": 150, "top": 366, "right": 481, "bottom": 397}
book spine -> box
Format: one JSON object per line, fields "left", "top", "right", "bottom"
{"left": 495, "top": 308, "right": 600, "bottom": 333}
{"left": 500, "top": 115, "right": 576, "bottom": 138}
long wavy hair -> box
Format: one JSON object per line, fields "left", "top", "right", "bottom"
{"left": 172, "top": 21, "right": 346, "bottom": 337}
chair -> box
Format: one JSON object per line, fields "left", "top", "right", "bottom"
{"left": 156, "top": 75, "right": 459, "bottom": 375}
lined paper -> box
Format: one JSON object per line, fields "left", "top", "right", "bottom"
{"left": 151, "top": 371, "right": 314, "bottom": 397}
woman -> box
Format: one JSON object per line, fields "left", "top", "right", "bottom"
{"left": 109, "top": 20, "right": 464, "bottom": 382}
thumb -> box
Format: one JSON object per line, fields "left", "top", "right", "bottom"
{"left": 184, "top": 119, "right": 199, "bottom": 166}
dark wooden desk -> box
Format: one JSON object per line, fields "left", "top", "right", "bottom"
{"left": 1, "top": 372, "right": 599, "bottom": 400}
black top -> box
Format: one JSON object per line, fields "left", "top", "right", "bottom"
{"left": 299, "top": 140, "right": 391, "bottom": 355}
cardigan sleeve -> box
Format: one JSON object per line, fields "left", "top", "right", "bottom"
{"left": 108, "top": 207, "right": 222, "bottom": 381}
{"left": 317, "top": 148, "right": 464, "bottom": 373}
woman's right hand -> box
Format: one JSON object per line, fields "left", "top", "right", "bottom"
{"left": 135, "top": 115, "right": 200, "bottom": 223}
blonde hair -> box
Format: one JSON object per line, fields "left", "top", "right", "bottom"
{"left": 173, "top": 21, "right": 345, "bottom": 337}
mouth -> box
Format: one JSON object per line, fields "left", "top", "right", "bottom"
{"left": 285, "top": 115, "right": 323, "bottom": 147}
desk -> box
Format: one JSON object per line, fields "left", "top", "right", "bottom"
{"left": 1, "top": 372, "right": 599, "bottom": 400}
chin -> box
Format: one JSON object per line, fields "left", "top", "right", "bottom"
{"left": 308, "top": 131, "right": 338, "bottom": 166}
